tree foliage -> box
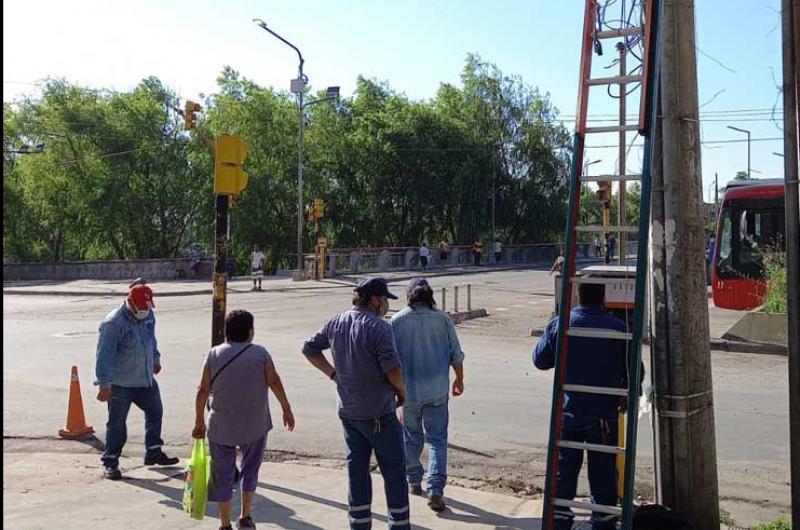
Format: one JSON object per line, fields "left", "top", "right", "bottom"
{"left": 4, "top": 56, "right": 571, "bottom": 268}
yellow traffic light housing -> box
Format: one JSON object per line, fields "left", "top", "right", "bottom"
{"left": 214, "top": 135, "right": 250, "bottom": 195}
{"left": 185, "top": 101, "right": 202, "bottom": 130}
{"left": 596, "top": 182, "right": 612, "bottom": 207}
{"left": 313, "top": 198, "right": 324, "bottom": 220}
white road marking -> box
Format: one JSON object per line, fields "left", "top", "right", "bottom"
{"left": 495, "top": 307, "right": 509, "bottom": 312}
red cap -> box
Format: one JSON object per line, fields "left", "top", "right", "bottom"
{"left": 128, "top": 284, "right": 154, "bottom": 310}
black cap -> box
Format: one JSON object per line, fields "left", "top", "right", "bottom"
{"left": 355, "top": 277, "right": 398, "bottom": 299}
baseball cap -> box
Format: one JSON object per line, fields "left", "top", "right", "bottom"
{"left": 406, "top": 277, "right": 431, "bottom": 292}
{"left": 354, "top": 277, "right": 398, "bottom": 300}
{"left": 128, "top": 284, "right": 155, "bottom": 310}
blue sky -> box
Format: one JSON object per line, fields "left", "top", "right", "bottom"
{"left": 3, "top": 0, "right": 787, "bottom": 201}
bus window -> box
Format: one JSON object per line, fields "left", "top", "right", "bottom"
{"left": 717, "top": 208, "right": 733, "bottom": 274}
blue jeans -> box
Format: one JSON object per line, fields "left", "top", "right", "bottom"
{"left": 554, "top": 415, "right": 618, "bottom": 530}
{"left": 101, "top": 380, "right": 164, "bottom": 469}
{"left": 402, "top": 396, "right": 449, "bottom": 497}
{"left": 341, "top": 413, "right": 410, "bottom": 530}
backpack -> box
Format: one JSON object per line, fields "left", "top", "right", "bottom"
{"left": 632, "top": 504, "right": 695, "bottom": 530}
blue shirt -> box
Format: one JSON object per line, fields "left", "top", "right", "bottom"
{"left": 303, "top": 306, "right": 402, "bottom": 420}
{"left": 533, "top": 307, "right": 632, "bottom": 420}
{"left": 390, "top": 304, "right": 464, "bottom": 404}
{"left": 94, "top": 302, "right": 160, "bottom": 388}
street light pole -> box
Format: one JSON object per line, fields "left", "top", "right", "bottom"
{"left": 254, "top": 19, "right": 307, "bottom": 273}
{"left": 727, "top": 125, "right": 751, "bottom": 179}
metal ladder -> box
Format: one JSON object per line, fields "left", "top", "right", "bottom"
{"left": 541, "top": 1, "right": 663, "bottom": 529}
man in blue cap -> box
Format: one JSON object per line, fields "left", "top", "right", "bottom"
{"left": 303, "top": 277, "right": 410, "bottom": 530}
{"left": 390, "top": 278, "right": 464, "bottom": 512}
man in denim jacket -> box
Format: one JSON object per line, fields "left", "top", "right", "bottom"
{"left": 94, "top": 283, "right": 179, "bottom": 479}
{"left": 390, "top": 278, "right": 465, "bottom": 512}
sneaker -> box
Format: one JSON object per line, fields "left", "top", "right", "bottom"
{"left": 144, "top": 452, "right": 179, "bottom": 466}
{"left": 103, "top": 467, "right": 122, "bottom": 480}
{"left": 250, "top": 286, "right": 258, "bottom": 291}
{"left": 236, "top": 516, "right": 256, "bottom": 529}
{"left": 409, "top": 484, "right": 424, "bottom": 496}
{"left": 428, "top": 494, "right": 446, "bottom": 512}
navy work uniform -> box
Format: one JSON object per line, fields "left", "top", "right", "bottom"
{"left": 533, "top": 306, "right": 640, "bottom": 530}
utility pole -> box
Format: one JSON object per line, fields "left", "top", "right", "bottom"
{"left": 618, "top": 41, "right": 628, "bottom": 265}
{"left": 780, "top": 0, "right": 799, "bottom": 526}
{"left": 212, "top": 194, "right": 230, "bottom": 346}
{"left": 649, "top": 1, "right": 720, "bottom": 528}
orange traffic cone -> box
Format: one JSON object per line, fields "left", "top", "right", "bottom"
{"left": 58, "top": 366, "right": 94, "bottom": 438}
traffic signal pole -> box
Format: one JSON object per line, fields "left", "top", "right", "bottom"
{"left": 212, "top": 194, "right": 230, "bottom": 346}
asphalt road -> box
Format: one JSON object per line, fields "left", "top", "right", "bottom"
{"left": 2, "top": 268, "right": 791, "bottom": 525}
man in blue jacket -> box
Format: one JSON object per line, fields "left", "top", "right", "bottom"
{"left": 94, "top": 283, "right": 179, "bottom": 480}
{"left": 390, "top": 278, "right": 464, "bottom": 512}
{"left": 533, "top": 282, "right": 639, "bottom": 530}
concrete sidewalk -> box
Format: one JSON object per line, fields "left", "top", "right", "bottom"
{"left": 3, "top": 444, "right": 541, "bottom": 529}
{"left": 2, "top": 261, "right": 582, "bottom": 298}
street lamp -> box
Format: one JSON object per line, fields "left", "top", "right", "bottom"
{"left": 254, "top": 19, "right": 339, "bottom": 275}
{"left": 254, "top": 19, "right": 308, "bottom": 273}
{"left": 727, "top": 125, "right": 751, "bottom": 179}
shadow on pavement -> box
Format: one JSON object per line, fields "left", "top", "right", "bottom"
{"left": 259, "top": 482, "right": 436, "bottom": 530}
{"left": 123, "top": 469, "right": 331, "bottom": 529}
{"left": 437, "top": 497, "right": 541, "bottom": 530}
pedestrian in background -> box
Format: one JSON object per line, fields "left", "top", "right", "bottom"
{"left": 418, "top": 242, "right": 430, "bottom": 271}
{"left": 594, "top": 235, "right": 602, "bottom": 258}
{"left": 609, "top": 234, "right": 617, "bottom": 261}
{"left": 193, "top": 309, "right": 295, "bottom": 530}
{"left": 438, "top": 240, "right": 450, "bottom": 268}
{"left": 250, "top": 245, "right": 265, "bottom": 291}
{"left": 493, "top": 239, "right": 503, "bottom": 265}
{"left": 94, "top": 283, "right": 179, "bottom": 480}
{"left": 390, "top": 278, "right": 465, "bottom": 512}
{"left": 472, "top": 239, "right": 483, "bottom": 266}
{"left": 302, "top": 278, "right": 410, "bottom": 530}
{"left": 532, "top": 283, "right": 642, "bottom": 530}
{"left": 549, "top": 247, "right": 565, "bottom": 276}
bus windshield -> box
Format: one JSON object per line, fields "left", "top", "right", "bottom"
{"left": 715, "top": 197, "right": 785, "bottom": 280}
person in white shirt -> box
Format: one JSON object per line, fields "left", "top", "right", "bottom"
{"left": 250, "top": 245, "right": 265, "bottom": 291}
{"left": 418, "top": 243, "right": 430, "bottom": 271}
{"left": 493, "top": 240, "right": 503, "bottom": 265}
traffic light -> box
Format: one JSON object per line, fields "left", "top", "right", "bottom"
{"left": 214, "top": 135, "right": 249, "bottom": 195}
{"left": 185, "top": 101, "right": 202, "bottom": 130}
{"left": 312, "top": 198, "right": 324, "bottom": 220}
{"left": 596, "top": 182, "right": 612, "bottom": 207}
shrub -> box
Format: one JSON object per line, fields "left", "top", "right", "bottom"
{"left": 761, "top": 250, "right": 787, "bottom": 313}
{"left": 751, "top": 515, "right": 791, "bottom": 530}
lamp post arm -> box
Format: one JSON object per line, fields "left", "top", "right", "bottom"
{"left": 302, "top": 95, "right": 339, "bottom": 110}
{"left": 253, "top": 19, "right": 305, "bottom": 73}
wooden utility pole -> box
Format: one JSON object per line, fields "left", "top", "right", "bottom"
{"left": 649, "top": 1, "right": 720, "bottom": 528}
{"left": 780, "top": 1, "right": 800, "bottom": 527}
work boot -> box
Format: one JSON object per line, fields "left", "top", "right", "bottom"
{"left": 409, "top": 484, "right": 424, "bottom": 496}
{"left": 144, "top": 451, "right": 179, "bottom": 466}
{"left": 103, "top": 466, "right": 122, "bottom": 480}
{"left": 428, "top": 494, "right": 446, "bottom": 512}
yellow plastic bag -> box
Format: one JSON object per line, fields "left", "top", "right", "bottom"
{"left": 182, "top": 438, "right": 211, "bottom": 520}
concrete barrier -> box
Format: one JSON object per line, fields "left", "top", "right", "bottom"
{"left": 3, "top": 258, "right": 214, "bottom": 281}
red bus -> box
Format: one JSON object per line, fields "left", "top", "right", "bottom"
{"left": 712, "top": 178, "right": 786, "bottom": 310}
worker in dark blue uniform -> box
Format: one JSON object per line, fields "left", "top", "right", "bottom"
{"left": 533, "top": 282, "right": 641, "bottom": 530}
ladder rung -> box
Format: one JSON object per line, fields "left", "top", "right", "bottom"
{"left": 557, "top": 440, "right": 626, "bottom": 454}
{"left": 593, "top": 26, "right": 643, "bottom": 39}
{"left": 570, "top": 276, "right": 636, "bottom": 286}
{"left": 552, "top": 498, "right": 622, "bottom": 516}
{"left": 585, "top": 124, "right": 640, "bottom": 134}
{"left": 562, "top": 384, "right": 628, "bottom": 397}
{"left": 566, "top": 327, "right": 633, "bottom": 340}
{"left": 582, "top": 174, "right": 641, "bottom": 182}
{"left": 587, "top": 74, "right": 643, "bottom": 86}
{"left": 575, "top": 225, "right": 638, "bottom": 233}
